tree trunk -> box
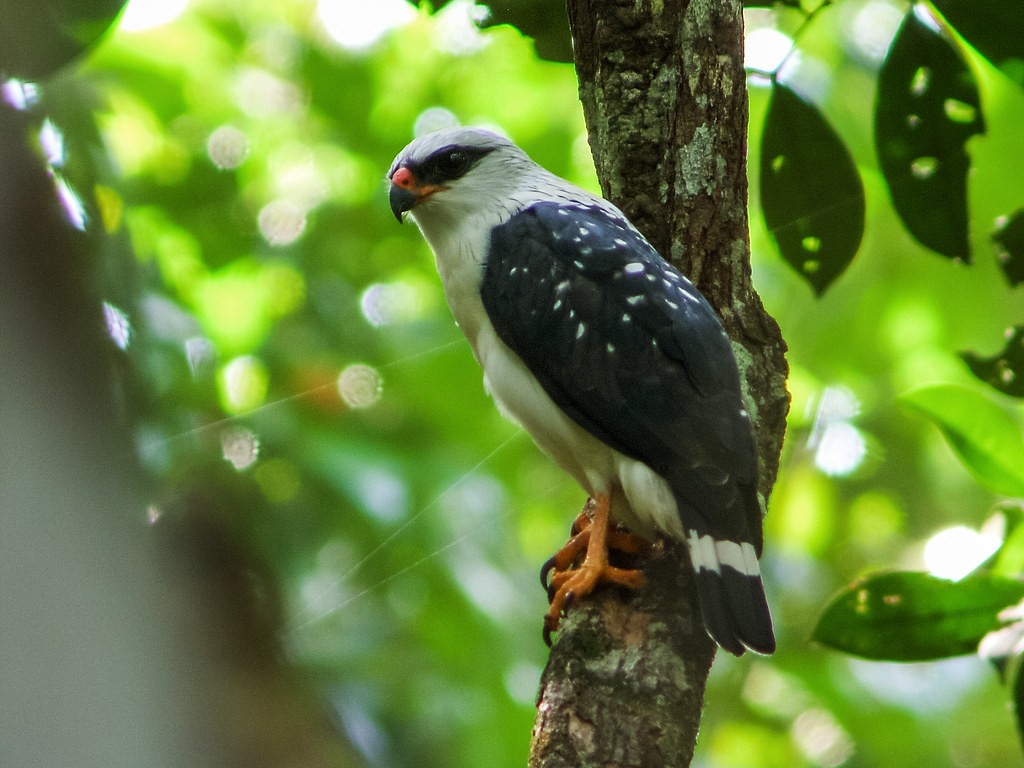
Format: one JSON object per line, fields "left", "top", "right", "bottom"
{"left": 529, "top": 1, "right": 789, "bottom": 766}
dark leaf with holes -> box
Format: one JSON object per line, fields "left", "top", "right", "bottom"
{"left": 962, "top": 326, "right": 1024, "bottom": 399}
{"left": 875, "top": 7, "right": 985, "bottom": 261}
{"left": 814, "top": 571, "right": 1024, "bottom": 661}
{"left": 992, "top": 210, "right": 1024, "bottom": 287}
{"left": 760, "top": 80, "right": 865, "bottom": 295}
{"left": 932, "top": 0, "right": 1024, "bottom": 90}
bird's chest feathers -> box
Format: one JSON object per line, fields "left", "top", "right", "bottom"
{"left": 417, "top": 213, "right": 497, "bottom": 349}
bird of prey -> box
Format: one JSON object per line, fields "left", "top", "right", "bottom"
{"left": 387, "top": 126, "right": 774, "bottom": 656}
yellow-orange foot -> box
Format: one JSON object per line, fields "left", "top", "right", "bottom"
{"left": 541, "top": 494, "right": 650, "bottom": 646}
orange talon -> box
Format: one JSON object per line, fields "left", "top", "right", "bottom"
{"left": 540, "top": 512, "right": 592, "bottom": 595}
{"left": 542, "top": 493, "right": 649, "bottom": 645}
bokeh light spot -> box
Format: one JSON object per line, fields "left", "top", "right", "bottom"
{"left": 102, "top": 301, "right": 132, "bottom": 350}
{"left": 359, "top": 280, "right": 429, "bottom": 326}
{"left": 207, "top": 125, "right": 248, "bottom": 169}
{"left": 317, "top": 0, "right": 415, "bottom": 51}
{"left": 808, "top": 385, "right": 867, "bottom": 477}
{"left": 219, "top": 355, "right": 269, "bottom": 414}
{"left": 745, "top": 27, "right": 793, "bottom": 74}
{"left": 814, "top": 421, "right": 867, "bottom": 477}
{"left": 221, "top": 426, "right": 260, "bottom": 470}
{"left": 185, "top": 336, "right": 216, "bottom": 377}
{"left": 53, "top": 175, "right": 87, "bottom": 231}
{"left": 2, "top": 78, "right": 39, "bottom": 110}
{"left": 414, "top": 107, "right": 460, "bottom": 137}
{"left": 119, "top": 0, "right": 190, "bottom": 31}
{"left": 258, "top": 200, "right": 307, "bottom": 246}
{"left": 337, "top": 364, "right": 383, "bottom": 409}
{"left": 924, "top": 525, "right": 1001, "bottom": 580}
{"left": 791, "top": 708, "right": 855, "bottom": 768}
{"left": 39, "top": 119, "right": 65, "bottom": 168}
{"left": 846, "top": 1, "right": 904, "bottom": 65}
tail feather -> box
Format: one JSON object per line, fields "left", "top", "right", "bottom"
{"left": 685, "top": 529, "right": 775, "bottom": 656}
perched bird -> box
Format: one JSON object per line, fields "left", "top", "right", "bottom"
{"left": 387, "top": 126, "right": 774, "bottom": 655}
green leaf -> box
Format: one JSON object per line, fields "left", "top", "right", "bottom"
{"left": 875, "top": 7, "right": 985, "bottom": 261}
{"left": 814, "top": 571, "right": 1024, "bottom": 661}
{"left": 992, "top": 211, "right": 1024, "bottom": 288}
{"left": 931, "top": 0, "right": 1024, "bottom": 90}
{"left": 761, "top": 80, "right": 865, "bottom": 295}
{"left": 0, "top": 0, "right": 127, "bottom": 80}
{"left": 901, "top": 384, "right": 1024, "bottom": 497}
{"left": 994, "top": 504, "right": 1024, "bottom": 577}
{"left": 961, "top": 326, "right": 1024, "bottom": 399}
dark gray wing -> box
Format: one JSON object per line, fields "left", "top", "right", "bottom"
{"left": 481, "top": 201, "right": 761, "bottom": 550}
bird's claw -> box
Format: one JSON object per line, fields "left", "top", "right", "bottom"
{"left": 539, "top": 555, "right": 557, "bottom": 591}
{"left": 540, "top": 496, "right": 651, "bottom": 646}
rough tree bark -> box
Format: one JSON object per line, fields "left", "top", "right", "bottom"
{"left": 529, "top": 2, "right": 790, "bottom": 767}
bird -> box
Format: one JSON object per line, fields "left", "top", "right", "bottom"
{"left": 387, "top": 125, "right": 774, "bottom": 656}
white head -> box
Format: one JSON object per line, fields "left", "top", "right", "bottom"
{"left": 387, "top": 126, "right": 548, "bottom": 234}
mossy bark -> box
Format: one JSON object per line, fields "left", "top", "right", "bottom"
{"left": 529, "top": 2, "right": 789, "bottom": 766}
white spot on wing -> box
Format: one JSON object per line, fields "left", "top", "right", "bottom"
{"left": 576, "top": 323, "right": 586, "bottom": 340}
{"left": 626, "top": 295, "right": 645, "bottom": 306}
{"left": 624, "top": 262, "right": 645, "bottom": 275}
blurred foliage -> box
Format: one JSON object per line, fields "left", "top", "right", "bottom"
{"left": 6, "top": 0, "right": 1024, "bottom": 767}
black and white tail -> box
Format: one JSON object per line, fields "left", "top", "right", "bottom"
{"left": 685, "top": 529, "right": 775, "bottom": 656}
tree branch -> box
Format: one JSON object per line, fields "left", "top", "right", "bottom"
{"left": 529, "top": 1, "right": 789, "bottom": 765}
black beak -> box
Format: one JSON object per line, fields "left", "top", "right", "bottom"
{"left": 389, "top": 183, "right": 417, "bottom": 223}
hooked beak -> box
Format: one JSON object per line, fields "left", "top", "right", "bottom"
{"left": 389, "top": 182, "right": 417, "bottom": 223}
{"left": 388, "top": 165, "right": 446, "bottom": 223}
{"left": 389, "top": 164, "right": 419, "bottom": 223}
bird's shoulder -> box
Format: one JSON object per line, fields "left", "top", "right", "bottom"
{"left": 485, "top": 200, "right": 736, "bottom": 399}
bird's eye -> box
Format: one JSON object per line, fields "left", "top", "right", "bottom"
{"left": 437, "top": 150, "right": 470, "bottom": 179}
